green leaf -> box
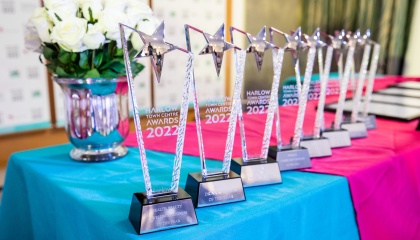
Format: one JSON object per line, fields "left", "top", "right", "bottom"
{"left": 56, "top": 66, "right": 69, "bottom": 77}
{"left": 54, "top": 13, "right": 62, "bottom": 21}
{"left": 71, "top": 62, "right": 83, "bottom": 71}
{"left": 100, "top": 69, "right": 118, "bottom": 79}
{"left": 58, "top": 51, "right": 71, "bottom": 64}
{"left": 43, "top": 46, "right": 54, "bottom": 61}
{"left": 131, "top": 62, "right": 145, "bottom": 76}
{"left": 88, "top": 7, "right": 94, "bottom": 22}
{"left": 128, "top": 44, "right": 139, "bottom": 59}
{"left": 70, "top": 53, "right": 77, "bottom": 62}
{"left": 68, "top": 72, "right": 78, "bottom": 78}
{"left": 94, "top": 51, "right": 103, "bottom": 67}
{"left": 108, "top": 41, "right": 116, "bottom": 56}
{"left": 75, "top": 69, "right": 88, "bottom": 78}
{"left": 79, "top": 51, "right": 90, "bottom": 70}
{"left": 102, "top": 48, "right": 111, "bottom": 63}
{"left": 115, "top": 48, "right": 123, "bottom": 57}
{"left": 109, "top": 61, "right": 125, "bottom": 74}
{"left": 98, "top": 58, "right": 119, "bottom": 70}
{"left": 84, "top": 68, "right": 100, "bottom": 78}
{"left": 46, "top": 63, "right": 56, "bottom": 74}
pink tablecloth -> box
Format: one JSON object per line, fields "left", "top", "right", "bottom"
{"left": 125, "top": 76, "right": 420, "bottom": 239}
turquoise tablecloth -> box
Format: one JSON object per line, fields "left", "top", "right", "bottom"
{"left": 0, "top": 144, "right": 359, "bottom": 239}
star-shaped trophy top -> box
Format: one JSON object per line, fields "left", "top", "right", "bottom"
{"left": 199, "top": 24, "right": 235, "bottom": 76}
{"left": 245, "top": 26, "right": 274, "bottom": 71}
{"left": 354, "top": 29, "right": 371, "bottom": 46}
{"left": 364, "top": 29, "right": 371, "bottom": 44}
{"left": 328, "top": 29, "right": 348, "bottom": 64}
{"left": 134, "top": 21, "right": 177, "bottom": 83}
{"left": 330, "top": 29, "right": 348, "bottom": 52}
{"left": 283, "top": 27, "right": 307, "bottom": 63}
{"left": 303, "top": 28, "right": 326, "bottom": 49}
{"left": 346, "top": 30, "right": 358, "bottom": 48}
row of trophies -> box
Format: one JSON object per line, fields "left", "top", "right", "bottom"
{"left": 119, "top": 22, "right": 380, "bottom": 234}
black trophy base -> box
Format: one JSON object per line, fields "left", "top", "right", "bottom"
{"left": 128, "top": 187, "right": 198, "bottom": 235}
{"left": 185, "top": 171, "right": 246, "bottom": 208}
{"left": 230, "top": 157, "right": 282, "bottom": 187}
{"left": 300, "top": 136, "right": 332, "bottom": 158}
{"left": 321, "top": 128, "right": 352, "bottom": 148}
{"left": 268, "top": 146, "right": 311, "bottom": 171}
{"left": 341, "top": 121, "right": 368, "bottom": 139}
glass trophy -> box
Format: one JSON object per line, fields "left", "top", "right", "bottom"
{"left": 343, "top": 30, "right": 380, "bottom": 131}
{"left": 322, "top": 30, "right": 353, "bottom": 148}
{"left": 120, "top": 22, "right": 197, "bottom": 234}
{"left": 340, "top": 30, "right": 369, "bottom": 138}
{"left": 267, "top": 27, "right": 313, "bottom": 171}
{"left": 184, "top": 24, "right": 246, "bottom": 207}
{"left": 228, "top": 26, "right": 282, "bottom": 187}
{"left": 298, "top": 29, "right": 333, "bottom": 158}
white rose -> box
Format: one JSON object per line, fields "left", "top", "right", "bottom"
{"left": 126, "top": 2, "right": 153, "bottom": 26}
{"left": 47, "top": 0, "right": 78, "bottom": 24}
{"left": 82, "top": 23, "right": 105, "bottom": 49}
{"left": 98, "top": 9, "right": 129, "bottom": 47}
{"left": 50, "top": 17, "right": 88, "bottom": 52}
{"left": 131, "top": 19, "right": 158, "bottom": 50}
{"left": 28, "top": 7, "right": 53, "bottom": 43}
{"left": 102, "top": 0, "right": 126, "bottom": 12}
{"left": 81, "top": 0, "right": 102, "bottom": 21}
{"left": 24, "top": 25, "right": 43, "bottom": 53}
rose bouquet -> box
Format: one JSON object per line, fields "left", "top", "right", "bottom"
{"left": 25, "top": 0, "right": 158, "bottom": 79}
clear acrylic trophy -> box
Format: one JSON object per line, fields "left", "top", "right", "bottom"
{"left": 299, "top": 28, "right": 333, "bottom": 158}
{"left": 322, "top": 30, "right": 353, "bottom": 148}
{"left": 267, "top": 27, "right": 313, "bottom": 171}
{"left": 120, "top": 22, "right": 197, "bottom": 234}
{"left": 184, "top": 24, "right": 246, "bottom": 207}
{"left": 228, "top": 26, "right": 282, "bottom": 187}
{"left": 360, "top": 40, "right": 380, "bottom": 129}
{"left": 341, "top": 30, "right": 369, "bottom": 138}
{"left": 343, "top": 30, "right": 380, "bottom": 131}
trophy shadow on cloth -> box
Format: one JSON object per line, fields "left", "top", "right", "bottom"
{"left": 120, "top": 22, "right": 197, "bottom": 234}
{"left": 183, "top": 23, "right": 246, "bottom": 207}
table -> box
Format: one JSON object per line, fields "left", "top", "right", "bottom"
{"left": 124, "top": 76, "right": 420, "bottom": 239}
{"left": 0, "top": 145, "right": 359, "bottom": 240}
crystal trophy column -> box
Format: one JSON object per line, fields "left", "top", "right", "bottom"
{"left": 267, "top": 27, "right": 312, "bottom": 171}
{"left": 227, "top": 26, "right": 282, "bottom": 187}
{"left": 360, "top": 41, "right": 381, "bottom": 129}
{"left": 183, "top": 24, "right": 246, "bottom": 207}
{"left": 299, "top": 28, "right": 333, "bottom": 158}
{"left": 120, "top": 22, "right": 197, "bottom": 234}
{"left": 321, "top": 30, "right": 352, "bottom": 148}
{"left": 341, "top": 30, "right": 369, "bottom": 138}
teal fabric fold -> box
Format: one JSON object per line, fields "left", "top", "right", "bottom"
{"left": 0, "top": 144, "right": 359, "bottom": 239}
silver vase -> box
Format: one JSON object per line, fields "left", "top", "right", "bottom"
{"left": 54, "top": 77, "right": 129, "bottom": 161}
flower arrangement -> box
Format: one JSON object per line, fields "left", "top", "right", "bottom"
{"left": 25, "top": 0, "right": 158, "bottom": 79}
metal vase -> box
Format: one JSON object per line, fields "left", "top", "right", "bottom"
{"left": 54, "top": 77, "right": 129, "bottom": 161}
